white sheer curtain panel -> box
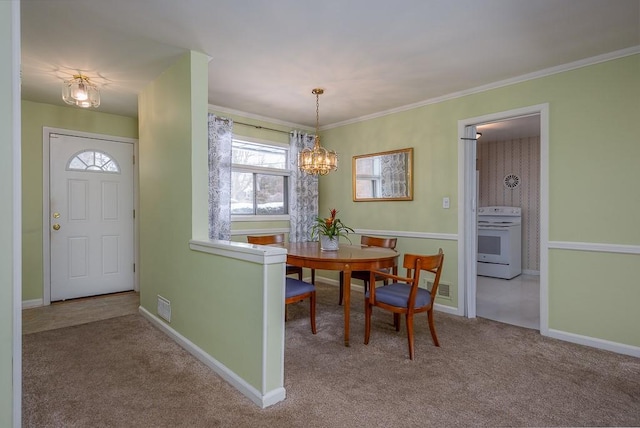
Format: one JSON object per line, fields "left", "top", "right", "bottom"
{"left": 208, "top": 113, "right": 233, "bottom": 240}
{"left": 288, "top": 130, "right": 318, "bottom": 242}
{"left": 381, "top": 151, "right": 408, "bottom": 198}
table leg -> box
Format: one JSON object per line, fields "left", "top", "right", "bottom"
{"left": 343, "top": 267, "right": 351, "bottom": 346}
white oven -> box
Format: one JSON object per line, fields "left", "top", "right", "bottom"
{"left": 477, "top": 206, "right": 522, "bottom": 279}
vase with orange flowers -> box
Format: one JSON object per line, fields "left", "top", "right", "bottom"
{"left": 311, "top": 208, "right": 354, "bottom": 251}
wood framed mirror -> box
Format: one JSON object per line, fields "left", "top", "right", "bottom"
{"left": 352, "top": 147, "right": 413, "bottom": 201}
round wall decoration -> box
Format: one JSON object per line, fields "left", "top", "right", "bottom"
{"left": 504, "top": 173, "right": 520, "bottom": 189}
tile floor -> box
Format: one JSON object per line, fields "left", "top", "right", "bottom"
{"left": 476, "top": 274, "right": 540, "bottom": 330}
{"left": 22, "top": 291, "right": 140, "bottom": 334}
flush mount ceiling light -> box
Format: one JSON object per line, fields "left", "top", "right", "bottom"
{"left": 62, "top": 75, "right": 100, "bottom": 108}
{"left": 298, "top": 88, "right": 338, "bottom": 176}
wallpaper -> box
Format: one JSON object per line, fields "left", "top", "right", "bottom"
{"left": 478, "top": 137, "right": 540, "bottom": 272}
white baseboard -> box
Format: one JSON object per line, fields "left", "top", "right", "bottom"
{"left": 138, "top": 306, "right": 286, "bottom": 408}
{"left": 547, "top": 328, "right": 640, "bottom": 358}
{"left": 22, "top": 299, "right": 43, "bottom": 309}
{"left": 433, "top": 302, "right": 460, "bottom": 315}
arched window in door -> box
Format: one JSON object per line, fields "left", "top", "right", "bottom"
{"left": 67, "top": 149, "right": 121, "bottom": 173}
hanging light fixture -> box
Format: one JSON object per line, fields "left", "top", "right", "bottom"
{"left": 298, "top": 88, "right": 338, "bottom": 176}
{"left": 62, "top": 75, "right": 100, "bottom": 108}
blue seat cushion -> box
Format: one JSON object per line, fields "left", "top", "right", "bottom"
{"left": 286, "top": 278, "right": 315, "bottom": 299}
{"left": 367, "top": 283, "right": 432, "bottom": 308}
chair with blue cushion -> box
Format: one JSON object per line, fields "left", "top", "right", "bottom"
{"left": 364, "top": 249, "right": 444, "bottom": 359}
{"left": 286, "top": 278, "right": 317, "bottom": 334}
{"left": 247, "top": 234, "right": 315, "bottom": 283}
{"left": 339, "top": 235, "right": 397, "bottom": 305}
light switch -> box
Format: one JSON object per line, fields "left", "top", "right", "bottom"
{"left": 443, "top": 197, "right": 450, "bottom": 209}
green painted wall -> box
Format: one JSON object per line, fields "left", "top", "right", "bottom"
{"left": 21, "top": 100, "right": 138, "bottom": 301}
{"left": 320, "top": 54, "right": 640, "bottom": 346}
{"left": 1, "top": 1, "right": 17, "bottom": 424}
{"left": 139, "top": 51, "right": 282, "bottom": 390}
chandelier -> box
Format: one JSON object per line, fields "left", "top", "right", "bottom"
{"left": 62, "top": 75, "right": 100, "bottom": 108}
{"left": 298, "top": 88, "right": 338, "bottom": 176}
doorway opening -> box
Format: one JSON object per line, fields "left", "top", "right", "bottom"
{"left": 476, "top": 116, "right": 540, "bottom": 329}
{"left": 457, "top": 104, "right": 549, "bottom": 334}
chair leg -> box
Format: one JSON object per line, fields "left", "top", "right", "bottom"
{"left": 311, "top": 269, "right": 316, "bottom": 285}
{"left": 364, "top": 300, "right": 371, "bottom": 344}
{"left": 309, "top": 292, "right": 317, "bottom": 334}
{"left": 338, "top": 271, "right": 344, "bottom": 305}
{"left": 427, "top": 309, "right": 439, "bottom": 347}
{"left": 406, "top": 313, "right": 415, "bottom": 360}
{"left": 298, "top": 269, "right": 302, "bottom": 281}
{"left": 393, "top": 313, "right": 400, "bottom": 331}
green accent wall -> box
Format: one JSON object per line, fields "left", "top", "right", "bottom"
{"left": 320, "top": 54, "right": 640, "bottom": 347}
{"left": 21, "top": 101, "right": 138, "bottom": 301}
{"left": 139, "top": 51, "right": 284, "bottom": 393}
{"left": 1, "top": 1, "right": 18, "bottom": 424}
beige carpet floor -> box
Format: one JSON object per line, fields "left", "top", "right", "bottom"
{"left": 23, "top": 284, "right": 640, "bottom": 427}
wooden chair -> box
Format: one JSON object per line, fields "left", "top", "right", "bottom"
{"left": 364, "top": 249, "right": 444, "bottom": 360}
{"left": 285, "top": 278, "right": 317, "bottom": 334}
{"left": 338, "top": 236, "right": 397, "bottom": 305}
{"left": 247, "top": 234, "right": 316, "bottom": 334}
{"left": 247, "top": 233, "right": 304, "bottom": 280}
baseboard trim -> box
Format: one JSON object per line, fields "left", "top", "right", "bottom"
{"left": 433, "top": 302, "right": 460, "bottom": 315}
{"left": 547, "top": 328, "right": 640, "bottom": 358}
{"left": 22, "top": 299, "right": 43, "bottom": 309}
{"left": 139, "top": 306, "right": 286, "bottom": 408}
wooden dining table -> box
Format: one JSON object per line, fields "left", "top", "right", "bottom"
{"left": 283, "top": 242, "right": 399, "bottom": 346}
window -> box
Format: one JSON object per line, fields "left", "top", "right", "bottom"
{"left": 231, "top": 139, "right": 289, "bottom": 216}
{"left": 355, "top": 156, "right": 381, "bottom": 198}
{"left": 67, "top": 149, "right": 120, "bottom": 173}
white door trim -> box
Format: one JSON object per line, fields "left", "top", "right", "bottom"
{"left": 457, "top": 103, "right": 549, "bottom": 335}
{"left": 42, "top": 127, "right": 139, "bottom": 305}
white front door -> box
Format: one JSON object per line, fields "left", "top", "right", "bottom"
{"left": 49, "top": 133, "right": 134, "bottom": 301}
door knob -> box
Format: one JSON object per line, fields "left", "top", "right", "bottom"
{"left": 52, "top": 224, "right": 61, "bottom": 231}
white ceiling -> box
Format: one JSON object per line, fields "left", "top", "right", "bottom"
{"left": 477, "top": 115, "right": 540, "bottom": 141}
{"left": 20, "top": 0, "right": 640, "bottom": 128}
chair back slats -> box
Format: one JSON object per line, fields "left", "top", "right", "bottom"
{"left": 402, "top": 251, "right": 444, "bottom": 306}
{"left": 247, "top": 233, "right": 285, "bottom": 245}
{"left": 361, "top": 235, "right": 397, "bottom": 250}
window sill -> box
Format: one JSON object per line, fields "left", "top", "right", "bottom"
{"left": 232, "top": 215, "right": 290, "bottom": 222}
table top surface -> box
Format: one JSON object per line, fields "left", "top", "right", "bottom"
{"left": 283, "top": 242, "right": 397, "bottom": 262}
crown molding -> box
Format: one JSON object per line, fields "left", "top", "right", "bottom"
{"left": 323, "top": 46, "right": 640, "bottom": 130}
{"left": 208, "top": 103, "right": 313, "bottom": 132}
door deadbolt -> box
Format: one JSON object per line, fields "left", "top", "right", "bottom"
{"left": 53, "top": 212, "right": 60, "bottom": 219}
{"left": 52, "top": 224, "right": 61, "bottom": 231}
